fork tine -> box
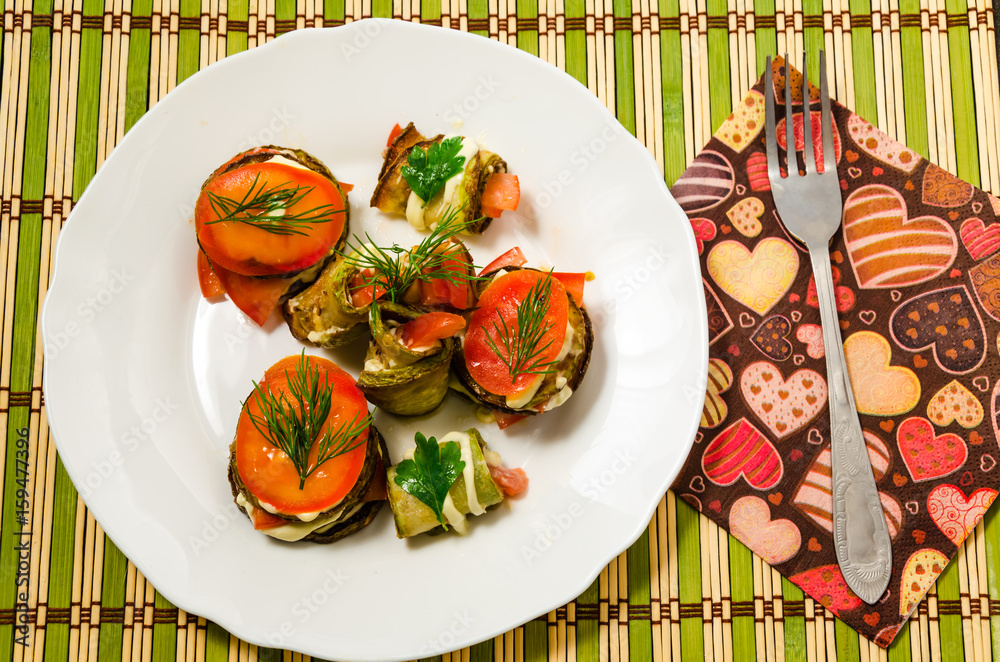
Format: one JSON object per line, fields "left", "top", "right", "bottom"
{"left": 800, "top": 52, "right": 815, "bottom": 174}
{"left": 819, "top": 51, "right": 835, "bottom": 175}
{"left": 784, "top": 52, "right": 795, "bottom": 175}
{"left": 765, "top": 55, "right": 781, "bottom": 182}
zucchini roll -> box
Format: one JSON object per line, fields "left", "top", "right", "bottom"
{"left": 452, "top": 267, "right": 594, "bottom": 417}
{"left": 356, "top": 302, "right": 459, "bottom": 416}
{"left": 370, "top": 123, "right": 514, "bottom": 235}
{"left": 282, "top": 252, "right": 371, "bottom": 348}
{"left": 386, "top": 428, "right": 511, "bottom": 538}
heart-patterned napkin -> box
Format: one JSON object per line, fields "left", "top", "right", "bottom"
{"left": 670, "top": 58, "right": 1000, "bottom": 647}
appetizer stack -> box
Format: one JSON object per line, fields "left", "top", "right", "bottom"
{"left": 194, "top": 123, "right": 592, "bottom": 543}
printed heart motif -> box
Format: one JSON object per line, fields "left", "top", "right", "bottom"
{"left": 721, "top": 225, "right": 732, "bottom": 234}
{"left": 848, "top": 167, "right": 862, "bottom": 178}
{"left": 746, "top": 152, "right": 770, "bottom": 191}
{"left": 960, "top": 217, "right": 1000, "bottom": 260}
{"left": 856, "top": 311, "right": 875, "bottom": 326}
{"left": 844, "top": 331, "right": 921, "bottom": 416}
{"left": 707, "top": 238, "right": 800, "bottom": 315}
{"left": 690, "top": 218, "right": 718, "bottom": 255}
{"left": 864, "top": 613, "right": 880, "bottom": 627}
{"left": 729, "top": 496, "right": 801, "bottom": 564}
{"left": 716, "top": 90, "right": 765, "bottom": 153}
{"left": 680, "top": 494, "right": 702, "bottom": 511}
{"left": 981, "top": 455, "right": 996, "bottom": 472}
{"left": 970, "top": 431, "right": 983, "bottom": 445}
{"left": 789, "top": 293, "right": 800, "bottom": 303}
{"left": 793, "top": 355, "right": 804, "bottom": 365}
{"left": 912, "top": 529, "right": 925, "bottom": 544}
{"left": 739, "top": 312, "right": 756, "bottom": 328}
{"left": 872, "top": 167, "right": 884, "bottom": 176}
{"left": 973, "top": 376, "right": 989, "bottom": 391}
{"left": 704, "top": 280, "right": 734, "bottom": 346}
{"left": 808, "top": 537, "right": 821, "bottom": 551}
{"left": 880, "top": 420, "right": 895, "bottom": 433}
{"left": 891, "top": 290, "right": 902, "bottom": 301}
{"left": 790, "top": 565, "right": 863, "bottom": 613}
{"left": 847, "top": 115, "right": 922, "bottom": 172}
{"left": 914, "top": 355, "right": 928, "bottom": 368}
{"left": 950, "top": 268, "right": 962, "bottom": 278}
{"left": 926, "top": 380, "right": 984, "bottom": 428}
{"left": 923, "top": 163, "right": 975, "bottom": 208}
{"left": 808, "top": 429, "right": 823, "bottom": 444}
{"left": 751, "top": 315, "right": 793, "bottom": 361}
{"left": 897, "top": 417, "right": 968, "bottom": 482}
{"left": 973, "top": 201, "right": 983, "bottom": 214}
{"left": 960, "top": 470, "right": 974, "bottom": 486}
{"left": 899, "top": 549, "right": 948, "bottom": 616}
{"left": 776, "top": 109, "right": 843, "bottom": 170}
{"left": 689, "top": 476, "right": 706, "bottom": 492}
{"left": 968, "top": 255, "right": 1000, "bottom": 322}
{"left": 806, "top": 267, "right": 855, "bottom": 312}
{"left": 949, "top": 211, "right": 961, "bottom": 221}
{"left": 905, "top": 180, "right": 915, "bottom": 190}
{"left": 991, "top": 194, "right": 1000, "bottom": 215}
{"left": 709, "top": 500, "right": 722, "bottom": 512}
{"left": 727, "top": 197, "right": 766, "bottom": 238}
{"left": 701, "top": 358, "right": 734, "bottom": 428}
{"left": 671, "top": 150, "right": 735, "bottom": 213}
{"left": 728, "top": 344, "right": 740, "bottom": 357}
{"left": 843, "top": 185, "right": 958, "bottom": 289}
{"left": 768, "top": 492, "right": 783, "bottom": 505}
{"left": 890, "top": 286, "right": 987, "bottom": 374}
{"left": 845, "top": 150, "right": 859, "bottom": 163}
{"left": 796, "top": 324, "right": 824, "bottom": 359}
{"left": 735, "top": 184, "right": 747, "bottom": 196}
{"left": 893, "top": 473, "right": 908, "bottom": 486}
{"left": 702, "top": 418, "right": 783, "bottom": 489}
{"left": 906, "top": 501, "right": 919, "bottom": 514}
{"left": 790, "top": 449, "right": 803, "bottom": 461}
{"left": 928, "top": 485, "right": 997, "bottom": 545}
{"left": 740, "top": 362, "right": 828, "bottom": 439}
{"left": 790, "top": 310, "right": 802, "bottom": 322}
{"left": 694, "top": 432, "right": 704, "bottom": 443}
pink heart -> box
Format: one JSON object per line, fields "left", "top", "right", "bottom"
{"left": 729, "top": 496, "right": 801, "bottom": 564}
{"left": 690, "top": 217, "right": 718, "bottom": 255}
{"left": 927, "top": 484, "right": 998, "bottom": 545}
{"left": 960, "top": 217, "right": 1000, "bottom": 260}
{"left": 740, "top": 362, "right": 828, "bottom": 439}
{"left": 897, "top": 417, "right": 968, "bottom": 482}
{"left": 702, "top": 418, "right": 783, "bottom": 489}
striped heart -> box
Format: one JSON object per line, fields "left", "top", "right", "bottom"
{"left": 702, "top": 418, "right": 783, "bottom": 490}
{"left": 843, "top": 184, "right": 957, "bottom": 289}
{"left": 960, "top": 217, "right": 1000, "bottom": 260}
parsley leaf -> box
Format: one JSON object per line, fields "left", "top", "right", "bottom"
{"left": 393, "top": 432, "right": 466, "bottom": 530}
{"left": 401, "top": 137, "right": 467, "bottom": 206}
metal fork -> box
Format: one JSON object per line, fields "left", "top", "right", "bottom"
{"left": 765, "top": 53, "right": 891, "bottom": 605}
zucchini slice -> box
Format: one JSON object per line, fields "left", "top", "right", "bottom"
{"left": 356, "top": 302, "right": 454, "bottom": 416}
{"left": 281, "top": 252, "right": 371, "bottom": 348}
{"left": 386, "top": 428, "right": 504, "bottom": 538}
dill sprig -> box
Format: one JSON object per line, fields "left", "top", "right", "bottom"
{"left": 482, "top": 270, "right": 560, "bottom": 384}
{"left": 205, "top": 172, "right": 345, "bottom": 237}
{"left": 343, "top": 206, "right": 483, "bottom": 303}
{"left": 245, "top": 352, "right": 371, "bottom": 489}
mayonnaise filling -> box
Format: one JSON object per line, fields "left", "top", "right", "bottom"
{"left": 236, "top": 492, "right": 364, "bottom": 542}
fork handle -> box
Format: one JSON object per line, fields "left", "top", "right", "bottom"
{"left": 809, "top": 246, "right": 893, "bottom": 605}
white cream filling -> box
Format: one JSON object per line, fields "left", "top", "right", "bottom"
{"left": 236, "top": 493, "right": 364, "bottom": 542}
{"left": 440, "top": 430, "right": 484, "bottom": 516}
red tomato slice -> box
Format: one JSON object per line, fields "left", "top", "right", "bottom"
{"left": 479, "top": 247, "right": 527, "bottom": 276}
{"left": 197, "top": 249, "right": 225, "bottom": 298}
{"left": 464, "top": 271, "right": 569, "bottom": 396}
{"left": 552, "top": 272, "right": 586, "bottom": 307}
{"left": 236, "top": 355, "right": 371, "bottom": 516}
{"left": 251, "top": 508, "right": 287, "bottom": 530}
{"left": 418, "top": 245, "right": 473, "bottom": 309}
{"left": 349, "top": 269, "right": 386, "bottom": 308}
{"left": 210, "top": 259, "right": 293, "bottom": 326}
{"left": 488, "top": 463, "right": 529, "bottom": 495}
{"left": 340, "top": 182, "right": 354, "bottom": 193}
{"left": 494, "top": 411, "right": 528, "bottom": 429}
{"left": 400, "top": 312, "right": 466, "bottom": 349}
{"left": 195, "top": 161, "right": 347, "bottom": 277}
{"left": 386, "top": 123, "right": 403, "bottom": 147}
{"left": 480, "top": 173, "right": 520, "bottom": 218}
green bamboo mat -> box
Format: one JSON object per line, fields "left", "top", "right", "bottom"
{"left": 2, "top": 1, "right": 1000, "bottom": 660}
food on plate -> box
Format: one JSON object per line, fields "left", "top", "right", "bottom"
{"left": 282, "top": 252, "right": 373, "bottom": 348}
{"left": 195, "top": 146, "right": 350, "bottom": 325}
{"left": 386, "top": 428, "right": 527, "bottom": 538}
{"left": 452, "top": 257, "right": 593, "bottom": 422}
{"left": 371, "top": 122, "right": 518, "bottom": 234}
{"left": 228, "top": 353, "right": 387, "bottom": 542}
{"left": 356, "top": 302, "right": 463, "bottom": 416}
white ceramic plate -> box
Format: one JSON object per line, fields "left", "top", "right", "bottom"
{"left": 42, "top": 20, "right": 706, "bottom": 661}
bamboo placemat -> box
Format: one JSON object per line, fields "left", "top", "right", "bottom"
{"left": 2, "top": 1, "right": 999, "bottom": 660}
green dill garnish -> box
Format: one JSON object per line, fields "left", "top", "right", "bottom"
{"left": 482, "top": 270, "right": 560, "bottom": 384}
{"left": 401, "top": 137, "right": 467, "bottom": 205}
{"left": 245, "top": 352, "right": 371, "bottom": 489}
{"left": 205, "top": 172, "right": 344, "bottom": 237}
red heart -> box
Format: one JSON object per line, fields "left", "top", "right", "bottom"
{"left": 789, "top": 293, "right": 800, "bottom": 303}
{"left": 950, "top": 268, "right": 961, "bottom": 278}
{"left": 840, "top": 179, "right": 848, "bottom": 191}
{"left": 864, "top": 612, "right": 880, "bottom": 627}
{"left": 806, "top": 270, "right": 855, "bottom": 312}
{"left": 897, "top": 417, "right": 968, "bottom": 482}
{"left": 927, "top": 484, "right": 998, "bottom": 545}
{"left": 960, "top": 217, "right": 1000, "bottom": 260}
{"left": 790, "top": 449, "right": 803, "bottom": 461}
{"left": 728, "top": 344, "right": 740, "bottom": 357}
{"left": 913, "top": 529, "right": 926, "bottom": 544}
{"left": 690, "top": 218, "right": 717, "bottom": 255}
{"left": 872, "top": 167, "right": 884, "bottom": 176}
{"left": 709, "top": 500, "right": 722, "bottom": 512}
{"left": 702, "top": 419, "right": 783, "bottom": 489}
{"left": 790, "top": 565, "right": 862, "bottom": 613}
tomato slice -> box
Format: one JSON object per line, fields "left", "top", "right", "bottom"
{"left": 386, "top": 123, "right": 403, "bottom": 147}
{"left": 494, "top": 411, "right": 528, "bottom": 429}
{"left": 349, "top": 269, "right": 386, "bottom": 308}
{"left": 552, "top": 272, "right": 586, "bottom": 307}
{"left": 488, "top": 463, "right": 529, "bottom": 495}
{"left": 235, "top": 355, "right": 371, "bottom": 516}
{"left": 210, "top": 259, "right": 293, "bottom": 326}
{"left": 340, "top": 182, "right": 354, "bottom": 193}
{"left": 480, "top": 173, "right": 520, "bottom": 218}
{"left": 464, "top": 270, "right": 569, "bottom": 396}
{"left": 400, "top": 312, "right": 466, "bottom": 349}
{"left": 418, "top": 245, "right": 473, "bottom": 309}
{"left": 197, "top": 249, "right": 225, "bottom": 298}
{"left": 195, "top": 160, "right": 347, "bottom": 277}
{"left": 251, "top": 508, "right": 287, "bottom": 530}
{"left": 479, "top": 247, "right": 527, "bottom": 276}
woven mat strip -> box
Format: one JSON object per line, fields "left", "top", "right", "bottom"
{"left": 1, "top": 1, "right": 1000, "bottom": 661}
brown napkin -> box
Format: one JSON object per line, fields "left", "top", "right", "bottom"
{"left": 670, "top": 57, "right": 1000, "bottom": 647}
